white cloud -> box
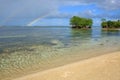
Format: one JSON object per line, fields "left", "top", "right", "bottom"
{"left": 0, "top": 0, "right": 120, "bottom": 25}
{"left": 97, "top": 0, "right": 120, "bottom": 10}
{"left": 59, "top": 0, "right": 120, "bottom": 10}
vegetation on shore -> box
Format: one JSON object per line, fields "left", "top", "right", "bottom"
{"left": 70, "top": 16, "right": 93, "bottom": 29}
{"left": 101, "top": 19, "right": 120, "bottom": 29}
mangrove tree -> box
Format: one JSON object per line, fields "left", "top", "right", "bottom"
{"left": 70, "top": 16, "right": 93, "bottom": 29}
{"left": 101, "top": 19, "right": 120, "bottom": 28}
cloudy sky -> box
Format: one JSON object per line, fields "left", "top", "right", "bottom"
{"left": 0, "top": 0, "right": 120, "bottom": 26}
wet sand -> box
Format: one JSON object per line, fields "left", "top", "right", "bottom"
{"left": 14, "top": 51, "right": 120, "bottom": 80}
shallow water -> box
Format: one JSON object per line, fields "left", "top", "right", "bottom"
{"left": 0, "top": 26, "right": 120, "bottom": 80}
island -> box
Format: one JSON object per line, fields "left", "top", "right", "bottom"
{"left": 70, "top": 16, "right": 93, "bottom": 29}
{"left": 101, "top": 19, "right": 120, "bottom": 30}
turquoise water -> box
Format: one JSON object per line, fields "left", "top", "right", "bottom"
{"left": 0, "top": 26, "right": 120, "bottom": 80}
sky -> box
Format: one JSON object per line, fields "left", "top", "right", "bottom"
{"left": 0, "top": 0, "right": 120, "bottom": 26}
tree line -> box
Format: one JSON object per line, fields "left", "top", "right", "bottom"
{"left": 70, "top": 16, "right": 93, "bottom": 29}
{"left": 101, "top": 19, "right": 120, "bottom": 28}
{"left": 70, "top": 16, "right": 120, "bottom": 29}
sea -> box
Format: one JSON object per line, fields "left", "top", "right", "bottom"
{"left": 0, "top": 26, "right": 120, "bottom": 80}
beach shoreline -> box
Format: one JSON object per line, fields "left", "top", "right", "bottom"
{"left": 14, "top": 51, "right": 120, "bottom": 80}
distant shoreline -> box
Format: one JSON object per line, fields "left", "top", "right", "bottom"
{"left": 102, "top": 28, "right": 120, "bottom": 30}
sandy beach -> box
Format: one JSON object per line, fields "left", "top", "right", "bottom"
{"left": 14, "top": 51, "right": 120, "bottom": 80}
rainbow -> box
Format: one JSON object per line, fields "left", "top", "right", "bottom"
{"left": 27, "top": 13, "right": 52, "bottom": 26}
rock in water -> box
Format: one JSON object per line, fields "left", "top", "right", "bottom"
{"left": 51, "top": 40, "right": 64, "bottom": 47}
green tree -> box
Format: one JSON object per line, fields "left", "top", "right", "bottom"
{"left": 101, "top": 22, "right": 107, "bottom": 28}
{"left": 107, "top": 20, "right": 114, "bottom": 28}
{"left": 101, "top": 19, "right": 120, "bottom": 29}
{"left": 86, "top": 19, "right": 93, "bottom": 28}
{"left": 70, "top": 16, "right": 93, "bottom": 29}
{"left": 70, "top": 16, "right": 80, "bottom": 28}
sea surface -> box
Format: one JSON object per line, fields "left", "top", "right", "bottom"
{"left": 0, "top": 26, "right": 120, "bottom": 80}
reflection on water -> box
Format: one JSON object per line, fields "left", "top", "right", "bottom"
{"left": 0, "top": 26, "right": 120, "bottom": 80}
{"left": 103, "top": 30, "right": 120, "bottom": 36}
{"left": 92, "top": 27, "right": 101, "bottom": 40}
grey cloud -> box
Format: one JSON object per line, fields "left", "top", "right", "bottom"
{"left": 96, "top": 0, "right": 120, "bottom": 10}
{"left": 60, "top": 0, "right": 120, "bottom": 10}
{"left": 0, "top": 0, "right": 58, "bottom": 25}
{"left": 78, "top": 10, "right": 120, "bottom": 19}
{"left": 47, "top": 9, "right": 120, "bottom": 19}
{"left": 45, "top": 12, "right": 73, "bottom": 19}
{"left": 0, "top": 0, "right": 120, "bottom": 25}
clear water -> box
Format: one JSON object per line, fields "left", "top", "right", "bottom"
{"left": 0, "top": 26, "right": 120, "bottom": 80}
